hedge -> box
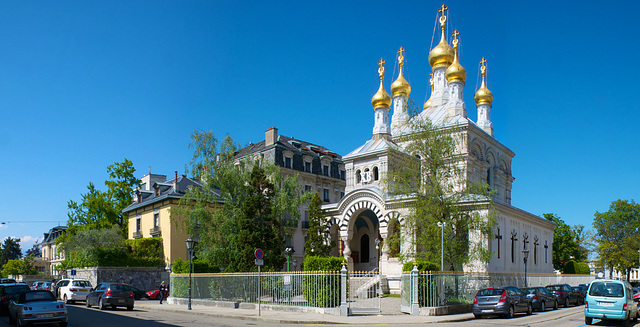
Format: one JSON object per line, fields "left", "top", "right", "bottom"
{"left": 402, "top": 260, "right": 440, "bottom": 272}
{"left": 171, "top": 258, "right": 221, "bottom": 274}
{"left": 302, "top": 256, "right": 345, "bottom": 307}
{"left": 564, "top": 260, "right": 590, "bottom": 274}
{"left": 402, "top": 260, "right": 440, "bottom": 307}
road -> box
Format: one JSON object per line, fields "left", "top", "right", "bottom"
{"left": 1, "top": 302, "right": 638, "bottom": 327}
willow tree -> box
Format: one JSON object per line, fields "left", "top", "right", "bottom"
{"left": 384, "top": 118, "right": 496, "bottom": 271}
{"left": 172, "top": 131, "right": 310, "bottom": 272}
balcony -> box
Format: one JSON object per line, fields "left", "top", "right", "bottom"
{"left": 149, "top": 226, "right": 161, "bottom": 236}
{"left": 133, "top": 231, "right": 143, "bottom": 239}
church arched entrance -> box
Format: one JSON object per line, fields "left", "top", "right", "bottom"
{"left": 349, "top": 209, "right": 380, "bottom": 271}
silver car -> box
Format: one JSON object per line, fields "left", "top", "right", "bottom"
{"left": 9, "top": 290, "right": 68, "bottom": 327}
{"left": 473, "top": 286, "right": 532, "bottom": 318}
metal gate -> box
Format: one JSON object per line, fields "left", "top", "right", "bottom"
{"left": 348, "top": 270, "right": 381, "bottom": 315}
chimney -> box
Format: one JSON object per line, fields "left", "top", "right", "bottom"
{"left": 174, "top": 171, "right": 178, "bottom": 192}
{"left": 265, "top": 127, "right": 278, "bottom": 146}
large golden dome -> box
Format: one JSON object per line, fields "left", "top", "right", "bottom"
{"left": 391, "top": 47, "right": 411, "bottom": 97}
{"left": 371, "top": 58, "right": 392, "bottom": 108}
{"left": 428, "top": 10, "right": 454, "bottom": 70}
{"left": 474, "top": 57, "right": 493, "bottom": 106}
{"left": 445, "top": 31, "right": 466, "bottom": 84}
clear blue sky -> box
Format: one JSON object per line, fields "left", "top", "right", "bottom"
{"left": 1, "top": 1, "right": 638, "bottom": 253}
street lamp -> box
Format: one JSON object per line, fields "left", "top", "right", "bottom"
{"left": 185, "top": 237, "right": 197, "bottom": 310}
{"left": 522, "top": 248, "right": 529, "bottom": 288}
{"left": 285, "top": 247, "right": 293, "bottom": 272}
{"left": 437, "top": 222, "right": 446, "bottom": 271}
{"left": 375, "top": 238, "right": 381, "bottom": 297}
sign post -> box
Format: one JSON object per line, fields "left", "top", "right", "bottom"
{"left": 254, "top": 248, "right": 264, "bottom": 316}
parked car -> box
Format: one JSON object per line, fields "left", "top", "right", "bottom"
{"left": 0, "top": 284, "right": 30, "bottom": 315}
{"left": 0, "top": 278, "right": 17, "bottom": 285}
{"left": 38, "top": 282, "right": 54, "bottom": 291}
{"left": 130, "top": 286, "right": 146, "bottom": 300}
{"left": 521, "top": 287, "right": 558, "bottom": 312}
{"left": 146, "top": 289, "right": 168, "bottom": 300}
{"left": 472, "top": 286, "right": 532, "bottom": 318}
{"left": 546, "top": 284, "right": 578, "bottom": 307}
{"left": 573, "top": 286, "right": 586, "bottom": 305}
{"left": 86, "top": 282, "right": 134, "bottom": 310}
{"left": 585, "top": 279, "right": 638, "bottom": 325}
{"left": 57, "top": 279, "right": 93, "bottom": 304}
{"left": 8, "top": 290, "right": 68, "bottom": 327}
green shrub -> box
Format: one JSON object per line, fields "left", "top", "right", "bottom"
{"left": 402, "top": 260, "right": 440, "bottom": 307}
{"left": 172, "top": 258, "right": 221, "bottom": 273}
{"left": 125, "top": 238, "right": 163, "bottom": 258}
{"left": 302, "top": 256, "right": 345, "bottom": 307}
{"left": 402, "top": 260, "right": 440, "bottom": 272}
{"left": 564, "top": 260, "right": 590, "bottom": 274}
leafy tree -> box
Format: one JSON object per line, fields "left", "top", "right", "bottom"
{"left": 1, "top": 257, "right": 39, "bottom": 276}
{"left": 172, "top": 131, "right": 310, "bottom": 272}
{"left": 67, "top": 159, "right": 139, "bottom": 231}
{"left": 593, "top": 199, "right": 640, "bottom": 280}
{"left": 384, "top": 118, "right": 496, "bottom": 271}
{"left": 544, "top": 213, "right": 588, "bottom": 272}
{"left": 0, "top": 237, "right": 22, "bottom": 267}
{"left": 304, "top": 193, "right": 334, "bottom": 257}
{"left": 25, "top": 243, "right": 42, "bottom": 257}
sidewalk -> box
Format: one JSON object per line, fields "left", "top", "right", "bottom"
{"left": 135, "top": 300, "right": 475, "bottom": 325}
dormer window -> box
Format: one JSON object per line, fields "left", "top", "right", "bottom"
{"left": 283, "top": 151, "right": 294, "bottom": 169}
{"left": 323, "top": 165, "right": 329, "bottom": 176}
{"left": 285, "top": 157, "right": 292, "bottom": 168}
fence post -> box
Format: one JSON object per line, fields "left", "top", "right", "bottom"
{"left": 411, "top": 262, "right": 419, "bottom": 315}
{"left": 340, "top": 262, "right": 348, "bottom": 316}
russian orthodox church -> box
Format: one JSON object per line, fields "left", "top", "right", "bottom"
{"left": 322, "top": 4, "right": 555, "bottom": 290}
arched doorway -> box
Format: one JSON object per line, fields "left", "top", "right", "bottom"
{"left": 349, "top": 209, "right": 379, "bottom": 271}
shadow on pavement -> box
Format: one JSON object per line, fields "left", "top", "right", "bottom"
{"left": 67, "top": 305, "right": 181, "bottom": 327}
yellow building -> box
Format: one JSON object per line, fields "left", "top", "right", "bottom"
{"left": 123, "top": 172, "right": 204, "bottom": 268}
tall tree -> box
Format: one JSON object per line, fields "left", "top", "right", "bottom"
{"left": 25, "top": 243, "right": 42, "bottom": 257}
{"left": 384, "top": 118, "right": 496, "bottom": 271}
{"left": 67, "top": 159, "right": 139, "bottom": 231}
{"left": 172, "top": 131, "right": 310, "bottom": 272}
{"left": 593, "top": 199, "right": 640, "bottom": 279}
{"left": 544, "top": 213, "right": 588, "bottom": 272}
{"left": 304, "top": 193, "right": 334, "bottom": 257}
{"left": 0, "top": 237, "right": 22, "bottom": 267}
{"left": 2, "top": 256, "right": 39, "bottom": 276}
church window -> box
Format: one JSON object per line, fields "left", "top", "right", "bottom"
{"left": 356, "top": 170, "right": 362, "bottom": 183}
{"left": 360, "top": 234, "right": 370, "bottom": 263}
{"left": 373, "top": 166, "right": 379, "bottom": 181}
{"left": 486, "top": 168, "right": 491, "bottom": 186}
{"left": 323, "top": 188, "right": 330, "bottom": 202}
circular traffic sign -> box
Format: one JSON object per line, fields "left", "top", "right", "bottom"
{"left": 254, "top": 248, "right": 264, "bottom": 259}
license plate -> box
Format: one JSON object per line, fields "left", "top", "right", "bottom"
{"left": 481, "top": 309, "right": 493, "bottom": 313}
{"left": 37, "top": 314, "right": 53, "bottom": 318}
{"left": 118, "top": 299, "right": 125, "bottom": 303}
{"left": 599, "top": 302, "right": 614, "bottom": 307}
{"left": 80, "top": 289, "right": 87, "bottom": 292}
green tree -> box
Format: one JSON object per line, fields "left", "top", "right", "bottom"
{"left": 304, "top": 193, "right": 334, "bottom": 257}
{"left": 1, "top": 256, "right": 39, "bottom": 276}
{"left": 0, "top": 237, "right": 22, "bottom": 267}
{"left": 544, "top": 213, "right": 588, "bottom": 272}
{"left": 384, "top": 118, "right": 496, "bottom": 271}
{"left": 25, "top": 243, "right": 42, "bottom": 257}
{"left": 172, "top": 131, "right": 310, "bottom": 272}
{"left": 67, "top": 159, "right": 139, "bottom": 231}
{"left": 593, "top": 199, "right": 640, "bottom": 280}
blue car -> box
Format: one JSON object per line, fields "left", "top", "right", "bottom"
{"left": 585, "top": 279, "right": 638, "bottom": 325}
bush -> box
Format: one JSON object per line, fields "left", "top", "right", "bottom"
{"left": 125, "top": 238, "right": 163, "bottom": 258}
{"left": 402, "top": 260, "right": 440, "bottom": 272}
{"left": 563, "top": 260, "right": 590, "bottom": 274}
{"left": 402, "top": 260, "right": 440, "bottom": 307}
{"left": 302, "top": 256, "right": 345, "bottom": 307}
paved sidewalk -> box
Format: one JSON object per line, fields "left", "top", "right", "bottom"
{"left": 135, "top": 300, "right": 475, "bottom": 325}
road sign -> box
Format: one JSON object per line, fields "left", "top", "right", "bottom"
{"left": 254, "top": 248, "right": 264, "bottom": 259}
{"left": 70, "top": 270, "right": 76, "bottom": 276}
{"left": 255, "top": 259, "right": 264, "bottom": 266}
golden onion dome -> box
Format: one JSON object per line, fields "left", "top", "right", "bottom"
{"left": 423, "top": 73, "right": 434, "bottom": 110}
{"left": 445, "top": 30, "right": 466, "bottom": 84}
{"left": 391, "top": 47, "right": 412, "bottom": 97}
{"left": 428, "top": 11, "right": 454, "bottom": 70}
{"left": 371, "top": 58, "right": 392, "bottom": 109}
{"left": 474, "top": 57, "right": 493, "bottom": 106}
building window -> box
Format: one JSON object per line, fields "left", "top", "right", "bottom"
{"left": 356, "top": 170, "right": 361, "bottom": 183}
{"left": 304, "top": 161, "right": 311, "bottom": 172}
{"left": 136, "top": 217, "right": 141, "bottom": 232}
{"left": 340, "top": 169, "right": 345, "bottom": 180}
{"left": 323, "top": 188, "right": 330, "bottom": 202}
{"left": 323, "top": 165, "right": 329, "bottom": 176}
{"left": 304, "top": 185, "right": 311, "bottom": 192}
{"left": 153, "top": 213, "right": 160, "bottom": 227}
{"left": 285, "top": 157, "right": 292, "bottom": 168}
{"left": 373, "top": 166, "right": 379, "bottom": 181}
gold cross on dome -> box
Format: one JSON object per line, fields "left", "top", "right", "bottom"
{"left": 377, "top": 58, "right": 386, "bottom": 78}
{"left": 397, "top": 47, "right": 405, "bottom": 66}
{"left": 438, "top": 3, "right": 448, "bottom": 16}
{"left": 438, "top": 3, "right": 448, "bottom": 26}
{"left": 452, "top": 29, "right": 459, "bottom": 40}
{"left": 480, "top": 57, "right": 487, "bottom": 74}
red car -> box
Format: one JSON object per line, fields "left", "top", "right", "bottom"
{"left": 146, "top": 290, "right": 168, "bottom": 300}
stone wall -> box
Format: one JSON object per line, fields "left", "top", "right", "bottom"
{"left": 65, "top": 267, "right": 169, "bottom": 292}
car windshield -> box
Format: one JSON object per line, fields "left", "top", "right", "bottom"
{"left": 477, "top": 289, "right": 504, "bottom": 296}
{"left": 546, "top": 285, "right": 562, "bottom": 291}
{"left": 589, "top": 282, "right": 624, "bottom": 298}
{"left": 20, "top": 292, "right": 56, "bottom": 303}
{"left": 521, "top": 288, "right": 536, "bottom": 294}
{"left": 111, "top": 284, "right": 131, "bottom": 291}
{"left": 5, "top": 285, "right": 30, "bottom": 294}
{"left": 72, "top": 281, "right": 91, "bottom": 287}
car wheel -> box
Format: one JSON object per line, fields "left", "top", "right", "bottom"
{"left": 527, "top": 304, "right": 532, "bottom": 315}
{"left": 564, "top": 298, "right": 569, "bottom": 307}
{"left": 473, "top": 313, "right": 480, "bottom": 319}
{"left": 506, "top": 305, "right": 515, "bottom": 318}
{"left": 64, "top": 294, "right": 70, "bottom": 304}
{"left": 540, "top": 301, "right": 545, "bottom": 312}
{"left": 554, "top": 300, "right": 558, "bottom": 310}
{"left": 585, "top": 316, "right": 592, "bottom": 325}
{"left": 86, "top": 298, "right": 92, "bottom": 308}
{"left": 127, "top": 305, "right": 133, "bottom": 311}
{"left": 99, "top": 297, "right": 106, "bottom": 310}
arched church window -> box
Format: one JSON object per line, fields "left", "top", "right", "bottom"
{"left": 360, "top": 234, "right": 370, "bottom": 263}
{"left": 356, "top": 170, "right": 361, "bottom": 183}
{"left": 373, "top": 166, "right": 379, "bottom": 181}
{"left": 486, "top": 168, "right": 491, "bottom": 187}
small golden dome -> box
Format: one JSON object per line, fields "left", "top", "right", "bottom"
{"left": 445, "top": 30, "right": 466, "bottom": 84}
{"left": 391, "top": 47, "right": 411, "bottom": 97}
{"left": 428, "top": 9, "right": 454, "bottom": 70}
{"left": 423, "top": 73, "right": 434, "bottom": 110}
{"left": 371, "top": 58, "right": 392, "bottom": 109}
{"left": 474, "top": 57, "right": 493, "bottom": 106}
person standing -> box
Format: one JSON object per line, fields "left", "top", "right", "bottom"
{"left": 159, "top": 281, "right": 168, "bottom": 304}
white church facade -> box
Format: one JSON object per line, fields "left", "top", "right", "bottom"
{"left": 322, "top": 4, "right": 556, "bottom": 285}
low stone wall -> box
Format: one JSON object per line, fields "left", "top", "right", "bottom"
{"left": 167, "top": 297, "right": 340, "bottom": 315}
{"left": 419, "top": 304, "right": 472, "bottom": 316}
{"left": 64, "top": 267, "right": 169, "bottom": 292}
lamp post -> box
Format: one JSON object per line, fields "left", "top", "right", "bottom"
{"left": 437, "top": 222, "right": 446, "bottom": 271}
{"left": 522, "top": 248, "right": 529, "bottom": 288}
{"left": 375, "top": 237, "right": 381, "bottom": 297}
{"left": 185, "top": 237, "right": 197, "bottom": 310}
{"left": 285, "top": 247, "right": 293, "bottom": 272}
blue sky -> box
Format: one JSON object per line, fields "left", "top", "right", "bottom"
{"left": 0, "top": 1, "right": 638, "bottom": 254}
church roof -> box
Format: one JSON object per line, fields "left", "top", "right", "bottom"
{"left": 343, "top": 137, "right": 401, "bottom": 159}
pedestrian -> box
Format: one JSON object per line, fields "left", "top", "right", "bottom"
{"left": 159, "top": 281, "right": 168, "bottom": 304}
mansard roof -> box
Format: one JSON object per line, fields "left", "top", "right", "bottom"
{"left": 122, "top": 175, "right": 213, "bottom": 213}
{"left": 236, "top": 134, "right": 342, "bottom": 161}
{"left": 41, "top": 225, "right": 68, "bottom": 245}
